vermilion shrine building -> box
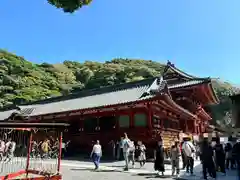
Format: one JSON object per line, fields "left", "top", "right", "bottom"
{"left": 0, "top": 62, "right": 219, "bottom": 155}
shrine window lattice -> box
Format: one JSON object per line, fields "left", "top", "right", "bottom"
{"left": 134, "top": 113, "right": 147, "bottom": 127}
{"left": 99, "top": 116, "right": 116, "bottom": 131}
{"left": 84, "top": 118, "right": 98, "bottom": 132}
{"left": 163, "top": 119, "right": 170, "bottom": 129}
{"left": 118, "top": 115, "right": 130, "bottom": 128}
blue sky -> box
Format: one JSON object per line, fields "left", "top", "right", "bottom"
{"left": 0, "top": 0, "right": 240, "bottom": 84}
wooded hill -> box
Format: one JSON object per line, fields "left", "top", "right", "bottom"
{"left": 0, "top": 49, "right": 238, "bottom": 125}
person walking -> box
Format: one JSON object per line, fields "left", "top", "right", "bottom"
{"left": 41, "top": 139, "right": 51, "bottom": 159}
{"left": 0, "top": 139, "right": 5, "bottom": 161}
{"left": 214, "top": 139, "right": 226, "bottom": 175}
{"left": 195, "top": 143, "right": 200, "bottom": 160}
{"left": 4, "top": 138, "right": 16, "bottom": 162}
{"left": 154, "top": 140, "right": 165, "bottom": 176}
{"left": 137, "top": 141, "right": 146, "bottom": 167}
{"left": 182, "top": 137, "right": 195, "bottom": 175}
{"left": 122, "top": 133, "right": 131, "bottom": 171}
{"left": 200, "top": 138, "right": 216, "bottom": 180}
{"left": 90, "top": 140, "right": 102, "bottom": 171}
{"left": 232, "top": 139, "right": 240, "bottom": 180}
{"left": 117, "top": 137, "right": 124, "bottom": 160}
{"left": 225, "top": 141, "right": 234, "bottom": 169}
{"left": 180, "top": 141, "right": 187, "bottom": 169}
{"left": 109, "top": 140, "right": 116, "bottom": 159}
{"left": 128, "top": 140, "right": 135, "bottom": 168}
{"left": 170, "top": 141, "right": 181, "bottom": 177}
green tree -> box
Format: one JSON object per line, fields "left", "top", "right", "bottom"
{"left": 0, "top": 48, "right": 239, "bottom": 130}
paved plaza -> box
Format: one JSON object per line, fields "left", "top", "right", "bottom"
{"left": 59, "top": 159, "right": 238, "bottom": 180}
{"left": 0, "top": 158, "right": 238, "bottom": 179}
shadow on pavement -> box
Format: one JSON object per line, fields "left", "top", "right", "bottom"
{"left": 63, "top": 156, "right": 117, "bottom": 163}
{"left": 132, "top": 173, "right": 172, "bottom": 179}
{"left": 70, "top": 168, "right": 121, "bottom": 173}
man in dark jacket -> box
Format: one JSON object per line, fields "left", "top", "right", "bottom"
{"left": 200, "top": 139, "right": 216, "bottom": 180}
{"left": 214, "top": 139, "right": 226, "bottom": 175}
{"left": 232, "top": 140, "right": 240, "bottom": 180}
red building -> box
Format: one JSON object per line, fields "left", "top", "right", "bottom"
{"left": 1, "top": 62, "right": 218, "bottom": 155}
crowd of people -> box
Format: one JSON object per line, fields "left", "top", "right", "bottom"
{"left": 199, "top": 137, "right": 240, "bottom": 180}
{"left": 0, "top": 137, "right": 16, "bottom": 163}
{"left": 90, "top": 133, "right": 147, "bottom": 171}
{"left": 31, "top": 137, "right": 70, "bottom": 159}
{"left": 90, "top": 133, "right": 240, "bottom": 180}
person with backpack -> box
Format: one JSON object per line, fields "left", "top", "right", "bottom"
{"left": 180, "top": 141, "right": 187, "bottom": 169}
{"left": 182, "top": 137, "right": 195, "bottom": 175}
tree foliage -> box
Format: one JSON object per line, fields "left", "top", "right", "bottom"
{"left": 0, "top": 49, "right": 238, "bottom": 125}
{"left": 47, "top": 0, "right": 92, "bottom": 13}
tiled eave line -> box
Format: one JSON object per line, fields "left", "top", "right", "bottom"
{"left": 168, "top": 79, "right": 210, "bottom": 90}
{"left": 23, "top": 96, "right": 158, "bottom": 119}
{"left": 198, "top": 108, "right": 212, "bottom": 121}
{"left": 161, "top": 94, "right": 198, "bottom": 120}
{"left": 208, "top": 82, "right": 219, "bottom": 104}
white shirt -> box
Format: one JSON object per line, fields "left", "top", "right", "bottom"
{"left": 0, "top": 141, "right": 5, "bottom": 152}
{"left": 62, "top": 142, "right": 65, "bottom": 149}
{"left": 182, "top": 141, "right": 195, "bottom": 157}
{"left": 122, "top": 138, "right": 130, "bottom": 153}
{"left": 92, "top": 144, "right": 102, "bottom": 154}
{"left": 5, "top": 141, "right": 11, "bottom": 152}
{"left": 10, "top": 142, "right": 16, "bottom": 153}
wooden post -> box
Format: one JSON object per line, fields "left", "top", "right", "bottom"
{"left": 130, "top": 109, "right": 134, "bottom": 128}
{"left": 57, "top": 132, "right": 63, "bottom": 173}
{"left": 25, "top": 131, "right": 33, "bottom": 177}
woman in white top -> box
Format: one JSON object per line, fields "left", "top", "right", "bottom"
{"left": 90, "top": 140, "right": 102, "bottom": 170}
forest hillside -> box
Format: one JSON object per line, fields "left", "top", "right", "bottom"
{"left": 0, "top": 50, "right": 238, "bottom": 125}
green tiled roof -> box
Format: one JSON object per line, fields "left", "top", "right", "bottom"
{"left": 18, "top": 76, "right": 212, "bottom": 117}
{"left": 20, "top": 78, "right": 159, "bottom": 116}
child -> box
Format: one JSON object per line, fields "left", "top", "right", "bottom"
{"left": 170, "top": 141, "right": 181, "bottom": 177}
{"left": 137, "top": 141, "right": 146, "bottom": 167}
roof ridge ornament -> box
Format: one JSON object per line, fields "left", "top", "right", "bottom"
{"left": 167, "top": 60, "right": 175, "bottom": 67}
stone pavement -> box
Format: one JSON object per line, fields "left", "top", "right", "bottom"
{"left": 59, "top": 159, "right": 239, "bottom": 180}
{"left": 0, "top": 158, "right": 238, "bottom": 179}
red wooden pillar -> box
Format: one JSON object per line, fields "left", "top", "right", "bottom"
{"left": 130, "top": 109, "right": 134, "bottom": 128}
{"left": 161, "top": 118, "right": 164, "bottom": 129}
{"left": 147, "top": 103, "right": 152, "bottom": 129}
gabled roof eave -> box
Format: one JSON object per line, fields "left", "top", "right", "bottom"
{"left": 164, "top": 61, "right": 210, "bottom": 81}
